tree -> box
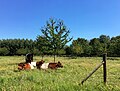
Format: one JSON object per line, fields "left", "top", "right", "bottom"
{"left": 64, "top": 45, "right": 72, "bottom": 56}
{"left": 99, "top": 35, "right": 110, "bottom": 53}
{"left": 90, "top": 38, "right": 103, "bottom": 56}
{"left": 71, "top": 40, "right": 83, "bottom": 56}
{"left": 41, "top": 18, "right": 72, "bottom": 62}
{"left": 0, "top": 47, "right": 9, "bottom": 56}
{"left": 108, "top": 36, "right": 120, "bottom": 56}
{"left": 75, "top": 38, "right": 91, "bottom": 56}
{"left": 36, "top": 35, "right": 50, "bottom": 59}
{"left": 16, "top": 48, "right": 28, "bottom": 56}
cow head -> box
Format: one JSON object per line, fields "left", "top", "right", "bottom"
{"left": 57, "top": 61, "right": 63, "bottom": 68}
{"left": 36, "top": 60, "right": 45, "bottom": 69}
{"left": 25, "top": 53, "right": 33, "bottom": 63}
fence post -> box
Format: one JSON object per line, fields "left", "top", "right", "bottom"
{"left": 103, "top": 53, "right": 107, "bottom": 84}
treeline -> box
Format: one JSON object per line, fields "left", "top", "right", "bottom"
{"left": 0, "top": 39, "right": 37, "bottom": 56}
{"left": 0, "top": 35, "right": 120, "bottom": 57}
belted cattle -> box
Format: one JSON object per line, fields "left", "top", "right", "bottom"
{"left": 18, "top": 60, "right": 45, "bottom": 70}
{"left": 41, "top": 61, "right": 63, "bottom": 70}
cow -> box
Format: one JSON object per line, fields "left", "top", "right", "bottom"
{"left": 25, "top": 53, "right": 33, "bottom": 63}
{"left": 40, "top": 61, "right": 63, "bottom": 70}
{"left": 18, "top": 63, "right": 33, "bottom": 70}
{"left": 18, "top": 60, "right": 45, "bottom": 70}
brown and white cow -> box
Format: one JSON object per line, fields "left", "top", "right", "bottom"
{"left": 18, "top": 60, "right": 45, "bottom": 70}
{"left": 40, "top": 61, "right": 63, "bottom": 70}
{"left": 18, "top": 63, "right": 32, "bottom": 70}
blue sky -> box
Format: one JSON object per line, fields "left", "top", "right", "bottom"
{"left": 0, "top": 0, "right": 120, "bottom": 41}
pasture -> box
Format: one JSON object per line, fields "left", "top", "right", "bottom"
{"left": 0, "top": 56, "right": 120, "bottom": 91}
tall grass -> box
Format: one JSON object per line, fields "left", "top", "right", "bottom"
{"left": 0, "top": 56, "right": 120, "bottom": 91}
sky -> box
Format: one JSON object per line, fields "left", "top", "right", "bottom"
{"left": 0, "top": 0, "right": 120, "bottom": 41}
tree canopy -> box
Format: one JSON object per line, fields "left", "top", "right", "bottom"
{"left": 40, "top": 18, "right": 72, "bottom": 61}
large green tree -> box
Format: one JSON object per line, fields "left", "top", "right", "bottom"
{"left": 41, "top": 18, "right": 72, "bottom": 62}
{"left": 89, "top": 38, "right": 103, "bottom": 56}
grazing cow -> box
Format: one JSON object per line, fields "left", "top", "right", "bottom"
{"left": 41, "top": 61, "right": 63, "bottom": 70}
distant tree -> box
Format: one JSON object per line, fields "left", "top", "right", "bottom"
{"left": 57, "top": 49, "right": 66, "bottom": 56}
{"left": 65, "top": 45, "right": 72, "bottom": 56}
{"left": 41, "top": 18, "right": 72, "bottom": 62}
{"left": 70, "top": 38, "right": 92, "bottom": 57}
{"left": 36, "top": 35, "right": 50, "bottom": 59}
{"left": 76, "top": 38, "right": 91, "bottom": 56}
{"left": 0, "top": 47, "right": 9, "bottom": 56}
{"left": 7, "top": 39, "right": 18, "bottom": 55}
{"left": 16, "top": 48, "right": 28, "bottom": 55}
{"left": 90, "top": 38, "right": 103, "bottom": 56}
{"left": 71, "top": 40, "right": 83, "bottom": 56}
{"left": 108, "top": 36, "right": 120, "bottom": 56}
{"left": 33, "top": 48, "right": 40, "bottom": 56}
{"left": 99, "top": 35, "right": 110, "bottom": 53}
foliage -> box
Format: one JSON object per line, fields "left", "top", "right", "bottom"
{"left": 36, "top": 35, "right": 50, "bottom": 59}
{"left": 33, "top": 48, "right": 40, "bottom": 56}
{"left": 0, "top": 39, "right": 35, "bottom": 56}
{"left": 99, "top": 35, "right": 110, "bottom": 53}
{"left": 0, "top": 47, "right": 9, "bottom": 56}
{"left": 71, "top": 40, "right": 83, "bottom": 56}
{"left": 64, "top": 46, "right": 72, "bottom": 56}
{"left": 40, "top": 18, "right": 72, "bottom": 61}
{"left": 16, "top": 48, "right": 29, "bottom": 56}
{"left": 0, "top": 34, "right": 120, "bottom": 57}
{"left": 89, "top": 38, "right": 103, "bottom": 56}
{"left": 0, "top": 18, "right": 120, "bottom": 57}
{"left": 108, "top": 36, "right": 120, "bottom": 56}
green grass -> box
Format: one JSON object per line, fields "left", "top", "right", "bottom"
{"left": 0, "top": 56, "right": 120, "bottom": 91}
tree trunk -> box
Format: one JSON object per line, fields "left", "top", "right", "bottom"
{"left": 41, "top": 54, "right": 44, "bottom": 60}
{"left": 54, "top": 54, "right": 55, "bottom": 62}
{"left": 53, "top": 48, "right": 56, "bottom": 62}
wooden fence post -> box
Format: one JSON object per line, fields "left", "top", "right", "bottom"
{"left": 80, "top": 53, "right": 107, "bottom": 85}
{"left": 103, "top": 53, "right": 107, "bottom": 84}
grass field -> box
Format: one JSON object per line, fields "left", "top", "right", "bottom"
{"left": 0, "top": 56, "right": 120, "bottom": 91}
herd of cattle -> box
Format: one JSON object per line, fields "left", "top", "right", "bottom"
{"left": 18, "top": 53, "right": 63, "bottom": 70}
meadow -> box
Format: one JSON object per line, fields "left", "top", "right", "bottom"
{"left": 0, "top": 56, "right": 120, "bottom": 91}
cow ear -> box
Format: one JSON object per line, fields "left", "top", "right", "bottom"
{"left": 41, "top": 60, "right": 44, "bottom": 62}
{"left": 58, "top": 61, "right": 60, "bottom": 63}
